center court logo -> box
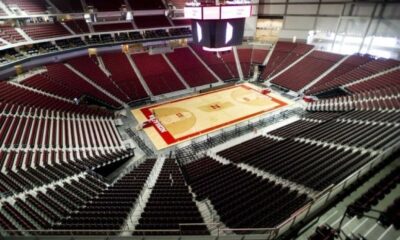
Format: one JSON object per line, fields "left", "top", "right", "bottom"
{"left": 149, "top": 114, "right": 167, "bottom": 133}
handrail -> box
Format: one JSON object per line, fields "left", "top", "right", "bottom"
{"left": 276, "top": 202, "right": 312, "bottom": 229}
{"left": 218, "top": 227, "right": 277, "bottom": 231}
{"left": 0, "top": 224, "right": 278, "bottom": 236}
{"left": 179, "top": 223, "right": 220, "bottom": 226}
{"left": 176, "top": 107, "right": 304, "bottom": 163}
{"left": 313, "top": 184, "right": 334, "bottom": 200}
{"left": 332, "top": 156, "right": 376, "bottom": 190}
{"left": 0, "top": 31, "right": 193, "bottom": 74}
{"left": 0, "top": 229, "right": 181, "bottom": 234}
{"left": 0, "top": 25, "right": 192, "bottom": 52}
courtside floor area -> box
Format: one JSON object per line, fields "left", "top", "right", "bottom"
{"left": 131, "top": 83, "right": 293, "bottom": 150}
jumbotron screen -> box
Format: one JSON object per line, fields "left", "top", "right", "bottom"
{"left": 191, "top": 19, "right": 245, "bottom": 49}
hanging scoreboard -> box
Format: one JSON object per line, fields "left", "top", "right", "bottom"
{"left": 184, "top": 4, "right": 251, "bottom": 50}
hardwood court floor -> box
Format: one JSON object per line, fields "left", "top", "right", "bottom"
{"left": 132, "top": 83, "right": 291, "bottom": 150}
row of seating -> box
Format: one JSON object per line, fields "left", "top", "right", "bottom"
{"left": 346, "top": 69, "right": 400, "bottom": 93}
{"left": 101, "top": 52, "right": 149, "bottom": 101}
{"left": 21, "top": 23, "right": 70, "bottom": 40}
{"left": 0, "top": 79, "right": 128, "bottom": 195}
{"left": 64, "top": 19, "right": 90, "bottom": 34}
{"left": 67, "top": 56, "right": 130, "bottom": 103}
{"left": 218, "top": 136, "right": 279, "bottom": 163}
{"left": 183, "top": 157, "right": 311, "bottom": 230}
{"left": 276, "top": 110, "right": 400, "bottom": 146}
{"left": 224, "top": 139, "right": 375, "bottom": 191}
{"left": 0, "top": 149, "right": 132, "bottom": 194}
{"left": 54, "top": 159, "right": 156, "bottom": 233}
{"left": 237, "top": 48, "right": 252, "bottom": 78}
{"left": 3, "top": 0, "right": 47, "bottom": 13}
{"left": 0, "top": 20, "right": 188, "bottom": 51}
{"left": 187, "top": 46, "right": 266, "bottom": 82}
{"left": 308, "top": 57, "right": 399, "bottom": 95}
{"left": 236, "top": 48, "right": 269, "bottom": 79}
{"left": 68, "top": 49, "right": 216, "bottom": 102}
{"left": 3, "top": 0, "right": 166, "bottom": 14}
{"left": 296, "top": 120, "right": 400, "bottom": 150}
{"left": 261, "top": 41, "right": 298, "bottom": 79}
{"left": 271, "top": 50, "right": 343, "bottom": 91}
{"left": 44, "top": 63, "right": 122, "bottom": 108}
{"left": 93, "top": 23, "right": 134, "bottom": 32}
{"left": 347, "top": 166, "right": 399, "bottom": 218}
{"left": 131, "top": 53, "right": 186, "bottom": 95}
{"left": 0, "top": 25, "right": 25, "bottom": 43}
{"left": 267, "top": 119, "right": 321, "bottom": 138}
{"left": 85, "top": 0, "right": 125, "bottom": 11}
{"left": 321, "top": 97, "right": 400, "bottom": 112}
{"left": 189, "top": 44, "right": 234, "bottom": 81}
{"left": 301, "top": 111, "right": 344, "bottom": 121}
{"left": 380, "top": 196, "right": 400, "bottom": 229}
{"left": 306, "top": 54, "right": 374, "bottom": 95}
{"left": 20, "top": 42, "right": 58, "bottom": 56}
{"left": 165, "top": 47, "right": 218, "bottom": 87}
{"left": 21, "top": 74, "right": 77, "bottom": 100}
{"left": 264, "top": 43, "right": 314, "bottom": 80}
{"left": 337, "top": 110, "right": 400, "bottom": 124}
{"left": 0, "top": 103, "right": 121, "bottom": 150}
{"left": 11, "top": 45, "right": 247, "bottom": 109}
{"left": 134, "top": 15, "right": 171, "bottom": 29}
{"left": 219, "top": 51, "right": 240, "bottom": 79}
{"left": 0, "top": 174, "right": 107, "bottom": 235}
{"left": 0, "top": 27, "right": 191, "bottom": 68}
{"left": 0, "top": 81, "right": 112, "bottom": 116}
{"left": 262, "top": 42, "right": 313, "bottom": 80}
{"left": 135, "top": 159, "right": 208, "bottom": 235}
{"left": 252, "top": 49, "right": 269, "bottom": 64}
{"left": 217, "top": 107, "right": 395, "bottom": 191}
{"left": 181, "top": 156, "right": 222, "bottom": 183}
{"left": 49, "top": 0, "right": 83, "bottom": 13}
{"left": 307, "top": 86, "right": 400, "bottom": 112}
{"left": 128, "top": 0, "right": 165, "bottom": 10}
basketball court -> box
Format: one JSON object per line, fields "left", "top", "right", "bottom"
{"left": 132, "top": 83, "right": 292, "bottom": 150}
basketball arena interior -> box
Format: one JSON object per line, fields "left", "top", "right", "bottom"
{"left": 0, "top": 0, "right": 399, "bottom": 239}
